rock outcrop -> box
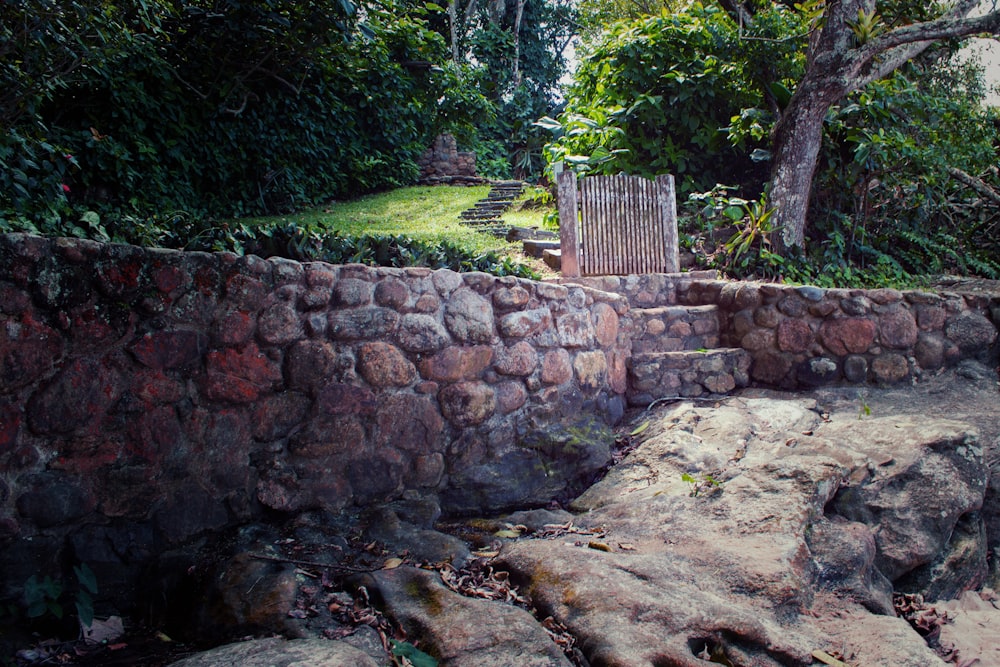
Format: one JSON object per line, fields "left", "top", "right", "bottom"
{"left": 499, "top": 395, "right": 991, "bottom": 666}
{"left": 162, "top": 367, "right": 1000, "bottom": 667}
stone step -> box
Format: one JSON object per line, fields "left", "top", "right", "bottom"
{"left": 630, "top": 305, "right": 720, "bottom": 354}
{"left": 542, "top": 248, "right": 561, "bottom": 270}
{"left": 455, "top": 181, "right": 525, "bottom": 233}
{"left": 553, "top": 271, "right": 720, "bottom": 307}
{"left": 627, "top": 348, "right": 751, "bottom": 406}
{"left": 485, "top": 226, "right": 510, "bottom": 238}
{"left": 522, "top": 239, "right": 560, "bottom": 259}
{"left": 507, "top": 226, "right": 558, "bottom": 242}
{"left": 456, "top": 222, "right": 508, "bottom": 236}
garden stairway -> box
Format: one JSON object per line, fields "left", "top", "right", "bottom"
{"left": 458, "top": 180, "right": 525, "bottom": 238}
{"left": 621, "top": 275, "right": 752, "bottom": 407}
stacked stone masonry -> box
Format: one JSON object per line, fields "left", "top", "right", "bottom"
{"left": 562, "top": 273, "right": 999, "bottom": 390}
{"left": 688, "top": 279, "right": 998, "bottom": 387}
{"left": 0, "top": 233, "right": 630, "bottom": 554}
{"left": 2, "top": 234, "right": 998, "bottom": 571}
{"left": 417, "top": 133, "right": 477, "bottom": 182}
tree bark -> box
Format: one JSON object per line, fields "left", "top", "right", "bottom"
{"left": 512, "top": 0, "right": 525, "bottom": 84}
{"left": 767, "top": 84, "right": 836, "bottom": 254}
{"left": 948, "top": 167, "right": 1000, "bottom": 207}
{"left": 760, "top": 0, "right": 1000, "bottom": 254}
{"left": 449, "top": 0, "right": 460, "bottom": 63}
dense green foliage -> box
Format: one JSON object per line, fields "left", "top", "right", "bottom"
{"left": 553, "top": 1, "right": 1000, "bottom": 283}
{"left": 542, "top": 3, "right": 804, "bottom": 196}
{"left": 693, "top": 58, "right": 1000, "bottom": 284}
{"left": 174, "top": 218, "right": 539, "bottom": 278}
{"left": 452, "top": 0, "right": 576, "bottom": 180}
{"left": 1, "top": 0, "right": 485, "bottom": 235}
{"left": 807, "top": 63, "right": 1000, "bottom": 283}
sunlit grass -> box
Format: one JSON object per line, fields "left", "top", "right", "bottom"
{"left": 240, "top": 184, "right": 558, "bottom": 269}
{"left": 502, "top": 206, "right": 556, "bottom": 232}
{"left": 250, "top": 185, "right": 514, "bottom": 254}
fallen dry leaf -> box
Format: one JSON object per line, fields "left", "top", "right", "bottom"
{"left": 493, "top": 529, "right": 521, "bottom": 539}
{"left": 81, "top": 615, "right": 124, "bottom": 645}
{"left": 811, "top": 649, "right": 849, "bottom": 666}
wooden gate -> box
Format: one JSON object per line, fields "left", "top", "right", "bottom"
{"left": 557, "top": 171, "right": 679, "bottom": 277}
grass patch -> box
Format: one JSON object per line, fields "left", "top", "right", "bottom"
{"left": 248, "top": 185, "right": 513, "bottom": 254}
{"left": 233, "top": 183, "right": 559, "bottom": 277}
{"left": 504, "top": 185, "right": 558, "bottom": 233}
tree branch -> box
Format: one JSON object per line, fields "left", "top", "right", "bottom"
{"left": 256, "top": 65, "right": 307, "bottom": 95}
{"left": 948, "top": 166, "right": 1000, "bottom": 207}
{"left": 840, "top": 1, "right": 999, "bottom": 90}
{"left": 859, "top": 2, "right": 997, "bottom": 63}
{"left": 716, "top": 0, "right": 755, "bottom": 28}
{"left": 856, "top": 40, "right": 933, "bottom": 88}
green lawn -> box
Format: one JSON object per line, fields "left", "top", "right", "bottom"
{"left": 252, "top": 186, "right": 512, "bottom": 252}
{"left": 240, "top": 184, "right": 555, "bottom": 272}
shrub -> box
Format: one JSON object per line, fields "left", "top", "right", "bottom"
{"left": 543, "top": 3, "right": 805, "bottom": 196}
{"left": 0, "top": 0, "right": 487, "bottom": 234}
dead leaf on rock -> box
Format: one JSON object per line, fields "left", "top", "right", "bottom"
{"left": 540, "top": 615, "right": 578, "bottom": 655}
{"left": 438, "top": 559, "right": 529, "bottom": 606}
{"left": 494, "top": 529, "right": 522, "bottom": 539}
{"left": 383, "top": 557, "right": 404, "bottom": 570}
{"left": 535, "top": 521, "right": 604, "bottom": 540}
{"left": 811, "top": 649, "right": 850, "bottom": 666}
{"left": 81, "top": 615, "right": 124, "bottom": 645}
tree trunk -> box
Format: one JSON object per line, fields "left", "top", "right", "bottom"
{"left": 512, "top": 0, "right": 525, "bottom": 85}
{"left": 725, "top": 0, "right": 993, "bottom": 258}
{"left": 767, "top": 79, "right": 839, "bottom": 254}
{"left": 449, "top": 1, "right": 459, "bottom": 64}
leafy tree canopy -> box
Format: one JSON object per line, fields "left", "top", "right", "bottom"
{"left": 547, "top": 0, "right": 1000, "bottom": 282}
{"left": 1, "top": 0, "right": 488, "bottom": 238}
{"left": 444, "top": 0, "right": 578, "bottom": 179}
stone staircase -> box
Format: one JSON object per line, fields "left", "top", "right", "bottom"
{"left": 628, "top": 283, "right": 751, "bottom": 405}
{"left": 458, "top": 180, "right": 526, "bottom": 238}
{"left": 627, "top": 295, "right": 751, "bottom": 406}
{"left": 565, "top": 272, "right": 751, "bottom": 407}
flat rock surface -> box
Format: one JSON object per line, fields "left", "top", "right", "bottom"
{"left": 365, "top": 566, "right": 572, "bottom": 667}
{"left": 160, "top": 363, "right": 999, "bottom": 667}
{"left": 166, "top": 637, "right": 381, "bottom": 666}
{"left": 494, "top": 362, "right": 999, "bottom": 667}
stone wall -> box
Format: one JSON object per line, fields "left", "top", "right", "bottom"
{"left": 3, "top": 233, "right": 998, "bottom": 611}
{"left": 687, "top": 279, "right": 999, "bottom": 387}
{"left": 0, "top": 233, "right": 630, "bottom": 562}
{"left": 417, "top": 134, "right": 477, "bottom": 182}
{"left": 563, "top": 273, "right": 999, "bottom": 389}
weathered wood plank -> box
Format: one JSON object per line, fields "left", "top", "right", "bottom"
{"left": 656, "top": 174, "right": 680, "bottom": 273}
{"left": 559, "top": 172, "right": 678, "bottom": 276}
{"left": 557, "top": 170, "right": 580, "bottom": 278}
